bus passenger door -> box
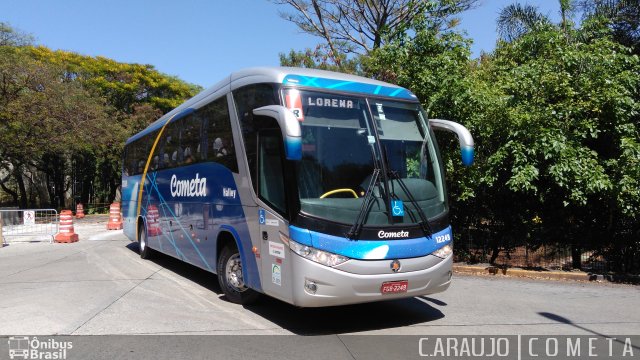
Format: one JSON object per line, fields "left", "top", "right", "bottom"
{"left": 257, "top": 130, "right": 293, "bottom": 303}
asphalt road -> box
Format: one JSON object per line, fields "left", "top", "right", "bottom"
{"left": 0, "top": 216, "right": 639, "bottom": 338}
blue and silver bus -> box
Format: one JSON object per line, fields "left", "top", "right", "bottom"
{"left": 121, "top": 67, "right": 474, "bottom": 307}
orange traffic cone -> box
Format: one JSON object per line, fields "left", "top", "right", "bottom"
{"left": 55, "top": 210, "right": 79, "bottom": 243}
{"left": 146, "top": 205, "right": 162, "bottom": 236}
{"left": 107, "top": 202, "right": 123, "bottom": 230}
{"left": 76, "top": 203, "right": 85, "bottom": 219}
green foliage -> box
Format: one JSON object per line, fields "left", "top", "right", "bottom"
{"left": 496, "top": 3, "right": 553, "bottom": 42}
{"left": 274, "top": 0, "right": 478, "bottom": 70}
{"left": 0, "top": 48, "right": 108, "bottom": 160}
{"left": 362, "top": 17, "right": 481, "bottom": 205}
{"left": 0, "top": 22, "right": 34, "bottom": 46}
{"left": 363, "top": 11, "right": 639, "bottom": 271}
{"left": 466, "top": 21, "right": 640, "bottom": 269}
{"left": 279, "top": 46, "right": 360, "bottom": 74}
{"left": 486, "top": 23, "right": 639, "bottom": 213}
{"left": 578, "top": 0, "right": 640, "bottom": 53}
{"left": 0, "top": 45, "right": 201, "bottom": 208}
{"left": 19, "top": 46, "right": 202, "bottom": 114}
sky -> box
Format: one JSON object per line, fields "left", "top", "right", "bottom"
{"left": 0, "top": 0, "right": 563, "bottom": 88}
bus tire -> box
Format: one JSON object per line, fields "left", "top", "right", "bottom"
{"left": 217, "top": 244, "right": 259, "bottom": 305}
{"left": 138, "top": 224, "right": 154, "bottom": 259}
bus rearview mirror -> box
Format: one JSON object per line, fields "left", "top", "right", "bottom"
{"left": 253, "top": 105, "right": 302, "bottom": 160}
{"left": 429, "top": 119, "right": 474, "bottom": 166}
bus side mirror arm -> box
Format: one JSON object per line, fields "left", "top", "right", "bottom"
{"left": 253, "top": 105, "right": 302, "bottom": 160}
{"left": 429, "top": 119, "right": 474, "bottom": 166}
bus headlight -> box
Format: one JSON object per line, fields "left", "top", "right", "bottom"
{"left": 289, "top": 239, "right": 349, "bottom": 267}
{"left": 432, "top": 244, "right": 453, "bottom": 259}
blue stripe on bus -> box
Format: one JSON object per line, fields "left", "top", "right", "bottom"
{"left": 144, "top": 172, "right": 196, "bottom": 263}
{"left": 288, "top": 225, "right": 452, "bottom": 260}
{"left": 123, "top": 162, "right": 261, "bottom": 292}
{"left": 285, "top": 137, "right": 302, "bottom": 160}
{"left": 461, "top": 146, "right": 474, "bottom": 166}
{"left": 282, "top": 74, "right": 417, "bottom": 100}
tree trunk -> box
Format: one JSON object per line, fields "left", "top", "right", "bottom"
{"left": 571, "top": 241, "right": 582, "bottom": 270}
{"left": 14, "top": 167, "right": 27, "bottom": 209}
{"left": 0, "top": 181, "right": 18, "bottom": 206}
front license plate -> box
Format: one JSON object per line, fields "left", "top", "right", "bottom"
{"left": 380, "top": 280, "right": 408, "bottom": 294}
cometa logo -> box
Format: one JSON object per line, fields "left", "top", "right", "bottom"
{"left": 170, "top": 173, "right": 207, "bottom": 197}
{"left": 378, "top": 230, "right": 409, "bottom": 239}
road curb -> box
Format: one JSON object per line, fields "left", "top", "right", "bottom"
{"left": 453, "top": 264, "right": 594, "bottom": 282}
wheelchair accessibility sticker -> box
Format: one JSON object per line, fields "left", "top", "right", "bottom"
{"left": 391, "top": 200, "right": 404, "bottom": 217}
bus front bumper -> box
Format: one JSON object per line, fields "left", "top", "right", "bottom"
{"left": 290, "top": 253, "right": 453, "bottom": 307}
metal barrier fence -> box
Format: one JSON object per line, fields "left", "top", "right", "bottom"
{"left": 0, "top": 209, "right": 59, "bottom": 245}
{"left": 74, "top": 203, "right": 111, "bottom": 215}
{"left": 452, "top": 226, "right": 618, "bottom": 273}
{"left": 454, "top": 241, "right": 609, "bottom": 272}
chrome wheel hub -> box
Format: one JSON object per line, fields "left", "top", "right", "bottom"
{"left": 140, "top": 232, "right": 146, "bottom": 251}
{"left": 225, "top": 254, "right": 247, "bottom": 292}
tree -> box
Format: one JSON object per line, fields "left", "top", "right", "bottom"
{"left": 0, "top": 47, "right": 111, "bottom": 207}
{"left": 365, "top": 8, "right": 639, "bottom": 271}
{"left": 0, "top": 22, "right": 34, "bottom": 47}
{"left": 0, "top": 45, "right": 201, "bottom": 208}
{"left": 279, "top": 45, "right": 360, "bottom": 72}
{"left": 363, "top": 16, "right": 472, "bottom": 117}
{"left": 496, "top": 0, "right": 576, "bottom": 42}
{"left": 497, "top": 3, "right": 553, "bottom": 42}
{"left": 20, "top": 46, "right": 202, "bottom": 114}
{"left": 578, "top": 0, "right": 640, "bottom": 52}
{"left": 273, "top": 0, "right": 478, "bottom": 69}
{"left": 362, "top": 11, "right": 503, "bottom": 255}
{"left": 22, "top": 46, "right": 201, "bottom": 206}
{"left": 474, "top": 21, "right": 639, "bottom": 269}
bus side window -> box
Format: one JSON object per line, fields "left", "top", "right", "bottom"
{"left": 167, "top": 122, "right": 179, "bottom": 168}
{"left": 204, "top": 96, "right": 239, "bottom": 173}
{"left": 174, "top": 121, "right": 186, "bottom": 166}
{"left": 135, "top": 137, "right": 146, "bottom": 175}
{"left": 122, "top": 146, "right": 130, "bottom": 176}
{"left": 258, "top": 129, "right": 287, "bottom": 215}
{"left": 233, "top": 84, "right": 279, "bottom": 188}
{"left": 181, "top": 113, "right": 201, "bottom": 165}
{"left": 151, "top": 128, "right": 168, "bottom": 171}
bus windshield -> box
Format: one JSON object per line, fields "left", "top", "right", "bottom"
{"left": 287, "top": 89, "right": 446, "bottom": 226}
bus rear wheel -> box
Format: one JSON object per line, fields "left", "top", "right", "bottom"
{"left": 217, "top": 244, "right": 259, "bottom": 305}
{"left": 138, "top": 224, "right": 154, "bottom": 259}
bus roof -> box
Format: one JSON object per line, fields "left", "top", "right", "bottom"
{"left": 126, "top": 67, "right": 417, "bottom": 144}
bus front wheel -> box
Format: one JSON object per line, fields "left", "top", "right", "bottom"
{"left": 217, "top": 244, "right": 259, "bottom": 305}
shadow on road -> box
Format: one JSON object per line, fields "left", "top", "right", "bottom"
{"left": 126, "top": 242, "right": 223, "bottom": 294}
{"left": 245, "top": 295, "right": 444, "bottom": 335}
{"left": 538, "top": 312, "right": 640, "bottom": 351}
{"left": 126, "top": 242, "right": 446, "bottom": 335}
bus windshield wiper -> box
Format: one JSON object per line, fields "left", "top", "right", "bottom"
{"left": 346, "top": 168, "right": 380, "bottom": 240}
{"left": 388, "top": 170, "right": 433, "bottom": 237}
{"left": 379, "top": 144, "right": 432, "bottom": 237}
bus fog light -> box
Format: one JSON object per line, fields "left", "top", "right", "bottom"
{"left": 304, "top": 280, "right": 318, "bottom": 294}
{"left": 432, "top": 244, "right": 452, "bottom": 258}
